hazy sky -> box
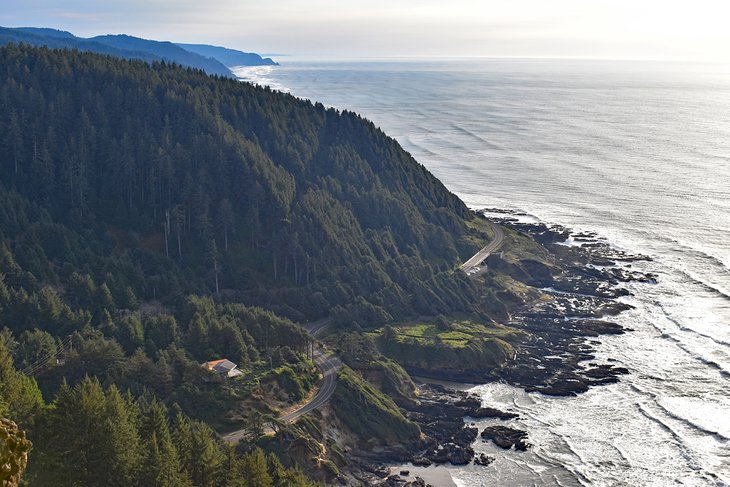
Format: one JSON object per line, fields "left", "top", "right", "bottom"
{"left": 3, "top": 0, "right": 730, "bottom": 61}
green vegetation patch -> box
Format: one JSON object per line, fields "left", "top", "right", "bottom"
{"left": 382, "top": 319, "right": 522, "bottom": 348}
{"left": 333, "top": 332, "right": 418, "bottom": 406}
{"left": 270, "top": 362, "right": 318, "bottom": 402}
{"left": 331, "top": 367, "right": 420, "bottom": 444}
{"left": 374, "top": 319, "right": 522, "bottom": 376}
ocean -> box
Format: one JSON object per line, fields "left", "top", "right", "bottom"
{"left": 234, "top": 59, "right": 730, "bottom": 486}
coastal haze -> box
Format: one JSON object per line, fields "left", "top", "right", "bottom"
{"left": 237, "top": 59, "right": 730, "bottom": 485}
{"left": 4, "top": 0, "right": 730, "bottom": 61}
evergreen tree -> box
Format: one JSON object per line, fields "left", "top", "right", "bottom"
{"left": 188, "top": 421, "right": 223, "bottom": 487}
{"left": 15, "top": 329, "right": 56, "bottom": 371}
{"left": 205, "top": 238, "right": 220, "bottom": 295}
{"left": 240, "top": 449, "right": 273, "bottom": 487}
{"left": 0, "top": 339, "right": 44, "bottom": 427}
{"left": 172, "top": 412, "right": 194, "bottom": 478}
{"left": 100, "top": 385, "right": 142, "bottom": 486}
{"left": 0, "top": 44, "right": 486, "bottom": 487}
{"left": 217, "top": 198, "right": 235, "bottom": 253}
{"left": 46, "top": 377, "right": 107, "bottom": 485}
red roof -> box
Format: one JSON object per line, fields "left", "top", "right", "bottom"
{"left": 204, "top": 359, "right": 228, "bottom": 369}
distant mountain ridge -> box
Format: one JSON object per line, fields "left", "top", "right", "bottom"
{"left": 0, "top": 27, "right": 162, "bottom": 64}
{"left": 177, "top": 43, "right": 278, "bottom": 67}
{"left": 0, "top": 26, "right": 277, "bottom": 77}
{"left": 13, "top": 27, "right": 76, "bottom": 39}
{"left": 88, "top": 34, "right": 233, "bottom": 77}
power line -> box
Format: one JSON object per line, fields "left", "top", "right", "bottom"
{"left": 21, "top": 334, "right": 73, "bottom": 376}
{"left": 21, "top": 335, "right": 71, "bottom": 373}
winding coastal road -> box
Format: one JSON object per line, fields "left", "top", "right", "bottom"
{"left": 280, "top": 318, "right": 341, "bottom": 422}
{"left": 460, "top": 222, "right": 505, "bottom": 276}
{"left": 224, "top": 222, "right": 503, "bottom": 443}
{"left": 223, "top": 318, "right": 340, "bottom": 443}
{"left": 280, "top": 348, "right": 340, "bottom": 422}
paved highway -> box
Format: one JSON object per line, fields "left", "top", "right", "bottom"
{"left": 280, "top": 348, "right": 340, "bottom": 422}
{"left": 223, "top": 318, "right": 340, "bottom": 443}
{"left": 460, "top": 222, "right": 505, "bottom": 276}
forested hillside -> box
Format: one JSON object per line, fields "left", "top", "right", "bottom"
{"left": 0, "top": 44, "right": 492, "bottom": 484}
{"left": 0, "top": 43, "right": 480, "bottom": 325}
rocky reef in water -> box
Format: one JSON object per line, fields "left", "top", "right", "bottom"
{"left": 489, "top": 210, "right": 653, "bottom": 396}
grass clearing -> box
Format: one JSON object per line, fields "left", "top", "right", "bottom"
{"left": 375, "top": 318, "right": 526, "bottom": 350}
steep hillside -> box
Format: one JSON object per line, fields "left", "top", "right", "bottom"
{"left": 0, "top": 44, "right": 480, "bottom": 324}
{"left": 0, "top": 44, "right": 498, "bottom": 485}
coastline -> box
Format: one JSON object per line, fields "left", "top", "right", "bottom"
{"left": 358, "top": 208, "right": 657, "bottom": 486}
{"left": 243, "top": 60, "right": 730, "bottom": 486}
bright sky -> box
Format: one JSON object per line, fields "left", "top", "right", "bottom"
{"left": 3, "top": 0, "right": 730, "bottom": 61}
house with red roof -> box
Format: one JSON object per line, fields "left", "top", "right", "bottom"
{"left": 203, "top": 358, "right": 243, "bottom": 378}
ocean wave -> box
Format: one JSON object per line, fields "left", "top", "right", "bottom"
{"left": 271, "top": 58, "right": 730, "bottom": 487}
{"left": 448, "top": 123, "right": 502, "bottom": 150}
{"left": 677, "top": 268, "right": 730, "bottom": 302}
{"left": 654, "top": 401, "right": 730, "bottom": 443}
{"left": 663, "top": 239, "right": 730, "bottom": 275}
{"left": 231, "top": 66, "right": 296, "bottom": 94}
{"left": 636, "top": 403, "right": 702, "bottom": 471}
{"left": 609, "top": 439, "right": 633, "bottom": 467}
{"left": 637, "top": 403, "right": 727, "bottom": 485}
{"left": 664, "top": 335, "right": 730, "bottom": 379}
{"left": 680, "top": 325, "right": 730, "bottom": 351}
{"left": 656, "top": 302, "right": 730, "bottom": 349}
{"left": 498, "top": 455, "right": 545, "bottom": 485}
{"left": 691, "top": 355, "right": 730, "bottom": 380}
{"left": 504, "top": 450, "right": 590, "bottom": 487}
{"left": 645, "top": 315, "right": 730, "bottom": 380}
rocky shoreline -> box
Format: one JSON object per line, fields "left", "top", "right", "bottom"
{"left": 354, "top": 209, "right": 656, "bottom": 486}
{"left": 491, "top": 209, "right": 653, "bottom": 396}
{"left": 350, "top": 384, "right": 512, "bottom": 485}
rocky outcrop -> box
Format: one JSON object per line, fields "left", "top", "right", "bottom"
{"left": 480, "top": 210, "right": 652, "bottom": 397}
{"left": 467, "top": 407, "right": 519, "bottom": 420}
{"left": 431, "top": 442, "right": 474, "bottom": 465}
{"left": 380, "top": 475, "right": 430, "bottom": 487}
{"left": 480, "top": 426, "right": 530, "bottom": 451}
{"left": 348, "top": 211, "right": 653, "bottom": 482}
{"left": 474, "top": 453, "right": 495, "bottom": 466}
{"left": 0, "top": 419, "right": 31, "bottom": 487}
{"left": 378, "top": 335, "right": 514, "bottom": 384}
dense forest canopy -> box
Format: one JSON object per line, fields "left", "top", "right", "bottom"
{"left": 0, "top": 43, "right": 480, "bottom": 325}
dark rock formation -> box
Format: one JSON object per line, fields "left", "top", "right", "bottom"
{"left": 467, "top": 407, "right": 519, "bottom": 420}
{"left": 478, "top": 210, "right": 652, "bottom": 396}
{"left": 481, "top": 426, "right": 530, "bottom": 451}
{"left": 474, "top": 453, "right": 495, "bottom": 466}
{"left": 431, "top": 442, "right": 474, "bottom": 465}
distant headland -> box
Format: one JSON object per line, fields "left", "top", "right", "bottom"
{"left": 0, "top": 26, "right": 277, "bottom": 77}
